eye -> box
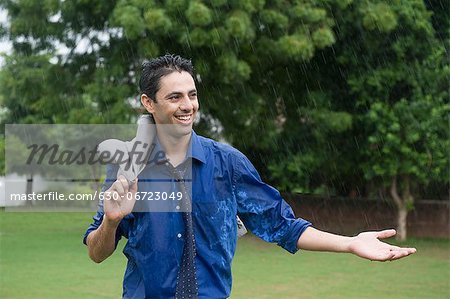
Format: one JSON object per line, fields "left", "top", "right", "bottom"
{"left": 168, "top": 95, "right": 181, "bottom": 101}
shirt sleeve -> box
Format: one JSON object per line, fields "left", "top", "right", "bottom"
{"left": 82, "top": 164, "right": 132, "bottom": 247}
{"left": 232, "top": 152, "right": 312, "bottom": 254}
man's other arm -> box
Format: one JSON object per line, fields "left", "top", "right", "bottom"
{"left": 86, "top": 217, "right": 121, "bottom": 263}
{"left": 297, "top": 227, "right": 416, "bottom": 261}
{"left": 86, "top": 176, "right": 137, "bottom": 263}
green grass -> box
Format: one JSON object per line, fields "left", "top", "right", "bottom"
{"left": 1, "top": 212, "right": 449, "bottom": 299}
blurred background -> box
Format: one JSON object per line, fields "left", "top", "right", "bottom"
{"left": 0, "top": 0, "right": 448, "bottom": 298}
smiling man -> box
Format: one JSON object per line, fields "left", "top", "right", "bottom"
{"left": 83, "top": 54, "right": 416, "bottom": 299}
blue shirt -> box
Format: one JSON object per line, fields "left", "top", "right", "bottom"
{"left": 83, "top": 131, "right": 311, "bottom": 298}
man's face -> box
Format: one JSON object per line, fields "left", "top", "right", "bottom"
{"left": 142, "top": 71, "right": 199, "bottom": 138}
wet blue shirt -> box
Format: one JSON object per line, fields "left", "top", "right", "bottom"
{"left": 83, "top": 131, "right": 311, "bottom": 298}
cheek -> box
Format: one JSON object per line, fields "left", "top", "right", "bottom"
{"left": 193, "top": 100, "right": 200, "bottom": 111}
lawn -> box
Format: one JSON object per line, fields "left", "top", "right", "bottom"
{"left": 1, "top": 211, "right": 449, "bottom": 298}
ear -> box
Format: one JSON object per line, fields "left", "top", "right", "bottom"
{"left": 141, "top": 94, "right": 156, "bottom": 114}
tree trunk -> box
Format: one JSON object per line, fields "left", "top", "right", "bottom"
{"left": 25, "top": 174, "right": 33, "bottom": 206}
{"left": 390, "top": 175, "right": 413, "bottom": 241}
{"left": 397, "top": 206, "right": 408, "bottom": 241}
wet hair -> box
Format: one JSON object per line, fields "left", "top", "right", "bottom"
{"left": 139, "top": 54, "right": 195, "bottom": 102}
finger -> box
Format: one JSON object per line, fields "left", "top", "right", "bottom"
{"left": 112, "top": 180, "right": 124, "bottom": 195}
{"left": 117, "top": 175, "right": 129, "bottom": 194}
{"left": 376, "top": 229, "right": 396, "bottom": 239}
{"left": 400, "top": 247, "right": 417, "bottom": 254}
{"left": 390, "top": 247, "right": 417, "bottom": 260}
{"left": 118, "top": 175, "right": 129, "bottom": 191}
{"left": 103, "top": 190, "right": 113, "bottom": 201}
{"left": 375, "top": 251, "right": 395, "bottom": 262}
{"left": 388, "top": 245, "right": 403, "bottom": 250}
{"left": 390, "top": 250, "right": 413, "bottom": 261}
{"left": 389, "top": 245, "right": 417, "bottom": 253}
{"left": 130, "top": 178, "right": 138, "bottom": 194}
{"left": 390, "top": 252, "right": 406, "bottom": 261}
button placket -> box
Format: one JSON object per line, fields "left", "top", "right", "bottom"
{"left": 165, "top": 161, "right": 198, "bottom": 299}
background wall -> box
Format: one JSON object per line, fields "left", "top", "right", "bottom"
{"left": 284, "top": 194, "right": 449, "bottom": 238}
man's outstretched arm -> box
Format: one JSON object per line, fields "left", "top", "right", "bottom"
{"left": 297, "top": 227, "right": 416, "bottom": 261}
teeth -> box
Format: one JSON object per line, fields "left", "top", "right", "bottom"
{"left": 176, "top": 115, "right": 190, "bottom": 121}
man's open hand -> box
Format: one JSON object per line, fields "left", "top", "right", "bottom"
{"left": 103, "top": 175, "right": 138, "bottom": 223}
{"left": 348, "top": 229, "right": 417, "bottom": 261}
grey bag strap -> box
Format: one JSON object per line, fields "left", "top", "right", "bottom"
{"left": 97, "top": 115, "right": 155, "bottom": 183}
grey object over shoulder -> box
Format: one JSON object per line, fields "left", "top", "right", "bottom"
{"left": 97, "top": 115, "right": 247, "bottom": 238}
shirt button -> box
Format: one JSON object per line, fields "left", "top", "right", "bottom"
{"left": 177, "top": 233, "right": 182, "bottom": 238}
{"left": 176, "top": 205, "right": 180, "bottom": 210}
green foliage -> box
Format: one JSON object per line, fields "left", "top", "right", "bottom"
{"left": 144, "top": 9, "right": 173, "bottom": 34}
{"left": 265, "top": 0, "right": 448, "bottom": 199}
{"left": 186, "top": 1, "right": 212, "bottom": 27}
{"left": 0, "top": 0, "right": 447, "bottom": 205}
{"left": 278, "top": 34, "right": 315, "bottom": 61}
{"left": 269, "top": 152, "right": 320, "bottom": 193}
{"left": 0, "top": 54, "right": 68, "bottom": 124}
{"left": 216, "top": 52, "right": 252, "bottom": 83}
{"left": 236, "top": 0, "right": 266, "bottom": 13}
{"left": 3, "top": 133, "right": 30, "bottom": 175}
{"left": 165, "top": 0, "right": 188, "bottom": 12}
{"left": 363, "top": 98, "right": 448, "bottom": 183}
{"left": 259, "top": 9, "right": 289, "bottom": 31}
{"left": 311, "top": 27, "right": 335, "bottom": 49}
{"left": 209, "top": 0, "right": 228, "bottom": 7}
{"left": 291, "top": 5, "right": 327, "bottom": 23}
{"left": 360, "top": 2, "right": 398, "bottom": 32}
{"left": 111, "top": 4, "right": 145, "bottom": 39}
{"left": 225, "top": 10, "right": 255, "bottom": 41}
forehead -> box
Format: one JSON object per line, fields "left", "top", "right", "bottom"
{"left": 157, "top": 71, "right": 196, "bottom": 95}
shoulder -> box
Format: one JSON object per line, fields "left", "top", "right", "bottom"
{"left": 195, "top": 134, "right": 247, "bottom": 161}
{"left": 196, "top": 135, "right": 263, "bottom": 186}
{"left": 194, "top": 133, "right": 256, "bottom": 178}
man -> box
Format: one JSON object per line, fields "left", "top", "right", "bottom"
{"left": 83, "top": 54, "right": 416, "bottom": 298}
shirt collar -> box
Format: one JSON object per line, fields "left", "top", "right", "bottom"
{"left": 148, "top": 130, "right": 206, "bottom": 165}
{"left": 188, "top": 131, "right": 206, "bottom": 164}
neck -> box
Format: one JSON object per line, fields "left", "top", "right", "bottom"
{"left": 156, "top": 129, "right": 192, "bottom": 167}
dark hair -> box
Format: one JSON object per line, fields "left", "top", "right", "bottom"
{"left": 139, "top": 54, "right": 195, "bottom": 102}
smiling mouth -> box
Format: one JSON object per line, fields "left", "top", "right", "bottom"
{"left": 174, "top": 114, "right": 192, "bottom": 123}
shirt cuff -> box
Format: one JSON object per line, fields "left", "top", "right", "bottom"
{"left": 277, "top": 218, "right": 312, "bottom": 254}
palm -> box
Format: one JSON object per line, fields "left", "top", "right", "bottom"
{"left": 349, "top": 229, "right": 416, "bottom": 261}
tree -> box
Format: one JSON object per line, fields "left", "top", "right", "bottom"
{"left": 360, "top": 47, "right": 449, "bottom": 241}
{"left": 0, "top": 0, "right": 447, "bottom": 239}
{"left": 343, "top": 1, "right": 448, "bottom": 241}
{"left": 0, "top": 0, "right": 342, "bottom": 189}
{"left": 267, "top": 0, "right": 449, "bottom": 240}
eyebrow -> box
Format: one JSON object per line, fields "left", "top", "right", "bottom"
{"left": 164, "top": 89, "right": 197, "bottom": 99}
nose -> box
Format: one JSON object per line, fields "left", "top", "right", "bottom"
{"left": 179, "top": 95, "right": 194, "bottom": 112}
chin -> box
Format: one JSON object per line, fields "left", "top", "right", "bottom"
{"left": 175, "top": 126, "right": 193, "bottom": 136}
{"left": 163, "top": 124, "right": 192, "bottom": 138}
